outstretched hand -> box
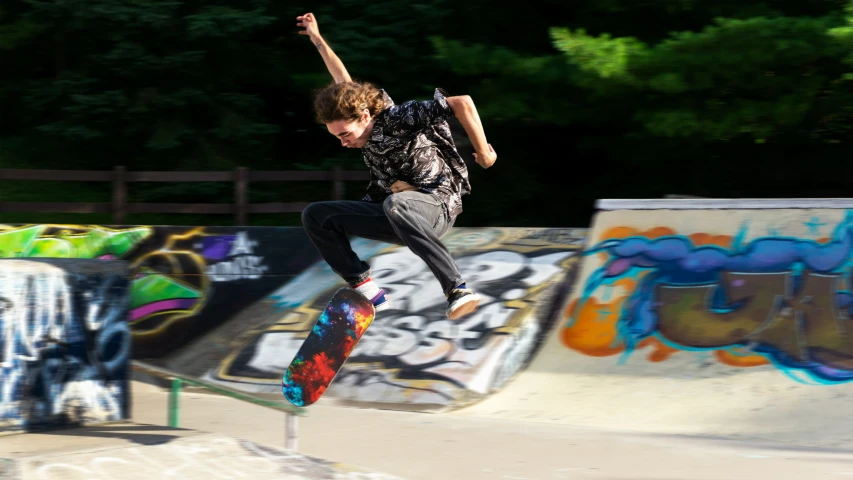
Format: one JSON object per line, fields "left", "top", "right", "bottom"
{"left": 296, "top": 13, "right": 320, "bottom": 39}
{"left": 474, "top": 144, "right": 497, "bottom": 169}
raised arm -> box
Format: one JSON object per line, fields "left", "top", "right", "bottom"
{"left": 446, "top": 95, "right": 496, "bottom": 169}
{"left": 385, "top": 89, "right": 497, "bottom": 169}
{"left": 296, "top": 13, "right": 352, "bottom": 84}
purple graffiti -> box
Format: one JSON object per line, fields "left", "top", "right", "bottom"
{"left": 200, "top": 235, "right": 237, "bottom": 261}
{"left": 130, "top": 298, "right": 200, "bottom": 322}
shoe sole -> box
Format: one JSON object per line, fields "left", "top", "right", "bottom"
{"left": 448, "top": 296, "right": 480, "bottom": 320}
{"left": 375, "top": 301, "right": 391, "bottom": 312}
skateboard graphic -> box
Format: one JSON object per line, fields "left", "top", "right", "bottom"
{"left": 282, "top": 287, "right": 376, "bottom": 406}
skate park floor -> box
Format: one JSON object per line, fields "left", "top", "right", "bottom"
{"left": 3, "top": 379, "right": 853, "bottom": 479}
{"left": 122, "top": 380, "right": 853, "bottom": 479}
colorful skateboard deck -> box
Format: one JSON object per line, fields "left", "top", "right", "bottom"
{"left": 282, "top": 287, "right": 375, "bottom": 406}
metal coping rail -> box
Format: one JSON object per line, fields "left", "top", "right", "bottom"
{"left": 131, "top": 360, "right": 304, "bottom": 450}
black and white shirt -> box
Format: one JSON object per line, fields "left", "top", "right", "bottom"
{"left": 361, "top": 88, "right": 471, "bottom": 218}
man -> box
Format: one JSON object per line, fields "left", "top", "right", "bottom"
{"left": 296, "top": 12, "right": 497, "bottom": 320}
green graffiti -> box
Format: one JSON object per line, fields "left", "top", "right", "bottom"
{"left": 131, "top": 270, "right": 202, "bottom": 314}
{"left": 0, "top": 225, "right": 152, "bottom": 258}
{"left": 0, "top": 225, "right": 204, "bottom": 329}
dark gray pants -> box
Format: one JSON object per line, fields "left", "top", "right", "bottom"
{"left": 301, "top": 191, "right": 464, "bottom": 296}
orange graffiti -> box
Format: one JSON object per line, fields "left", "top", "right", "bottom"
{"left": 645, "top": 340, "right": 680, "bottom": 362}
{"left": 561, "top": 297, "right": 679, "bottom": 362}
{"left": 715, "top": 349, "right": 770, "bottom": 367}
{"left": 612, "top": 277, "right": 637, "bottom": 291}
{"left": 598, "top": 226, "right": 641, "bottom": 241}
{"left": 561, "top": 297, "right": 624, "bottom": 357}
{"left": 688, "top": 232, "right": 733, "bottom": 248}
{"left": 599, "top": 226, "right": 731, "bottom": 249}
{"left": 597, "top": 226, "right": 676, "bottom": 243}
{"left": 569, "top": 225, "right": 767, "bottom": 369}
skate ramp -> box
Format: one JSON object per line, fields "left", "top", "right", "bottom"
{"left": 162, "top": 228, "right": 586, "bottom": 411}
{"left": 0, "top": 223, "right": 588, "bottom": 412}
{"left": 453, "top": 199, "right": 853, "bottom": 450}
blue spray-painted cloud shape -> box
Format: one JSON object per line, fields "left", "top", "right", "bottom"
{"left": 578, "top": 211, "right": 853, "bottom": 383}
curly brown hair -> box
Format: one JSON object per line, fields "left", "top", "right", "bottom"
{"left": 313, "top": 81, "right": 389, "bottom": 125}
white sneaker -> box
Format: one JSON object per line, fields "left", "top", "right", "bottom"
{"left": 353, "top": 279, "right": 391, "bottom": 312}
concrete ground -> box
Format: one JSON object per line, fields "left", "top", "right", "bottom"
{"left": 0, "top": 423, "right": 396, "bottom": 480}
{"left": 125, "top": 380, "right": 853, "bottom": 480}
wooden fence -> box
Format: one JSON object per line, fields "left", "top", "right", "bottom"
{"left": 0, "top": 166, "right": 371, "bottom": 225}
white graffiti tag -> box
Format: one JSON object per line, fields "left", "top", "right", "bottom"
{"left": 206, "top": 231, "right": 268, "bottom": 282}
{"left": 0, "top": 260, "right": 129, "bottom": 431}
{"left": 325, "top": 248, "right": 572, "bottom": 404}
{"left": 231, "top": 246, "right": 573, "bottom": 404}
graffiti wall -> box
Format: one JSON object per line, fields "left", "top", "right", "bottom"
{"left": 0, "top": 258, "right": 131, "bottom": 433}
{"left": 204, "top": 228, "right": 584, "bottom": 409}
{"left": 562, "top": 208, "right": 853, "bottom": 385}
{"left": 0, "top": 223, "right": 587, "bottom": 411}
{"left": 0, "top": 224, "right": 323, "bottom": 358}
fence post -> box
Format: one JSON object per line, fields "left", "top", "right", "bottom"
{"left": 112, "top": 166, "right": 126, "bottom": 225}
{"left": 234, "top": 166, "right": 247, "bottom": 225}
{"left": 331, "top": 166, "right": 344, "bottom": 200}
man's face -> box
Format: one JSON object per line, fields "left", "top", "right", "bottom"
{"left": 326, "top": 112, "right": 372, "bottom": 149}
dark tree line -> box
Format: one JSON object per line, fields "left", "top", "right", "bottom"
{"left": 3, "top": 1, "right": 853, "bottom": 227}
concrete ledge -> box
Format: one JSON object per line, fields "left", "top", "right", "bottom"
{"left": 597, "top": 198, "right": 853, "bottom": 210}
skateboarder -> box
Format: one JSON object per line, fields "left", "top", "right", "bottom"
{"left": 296, "top": 13, "right": 497, "bottom": 320}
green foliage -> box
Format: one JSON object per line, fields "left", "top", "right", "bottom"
{"left": 1, "top": 0, "right": 282, "bottom": 173}
{"left": 430, "top": 37, "right": 578, "bottom": 124}
{"left": 0, "top": 6, "right": 40, "bottom": 50}
{"left": 6, "top": 0, "right": 853, "bottom": 227}
{"left": 295, "top": 0, "right": 453, "bottom": 97}
{"left": 548, "top": 14, "right": 851, "bottom": 142}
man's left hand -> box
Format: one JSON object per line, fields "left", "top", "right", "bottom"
{"left": 390, "top": 180, "right": 417, "bottom": 193}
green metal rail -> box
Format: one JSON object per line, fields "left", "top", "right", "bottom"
{"left": 131, "top": 360, "right": 306, "bottom": 450}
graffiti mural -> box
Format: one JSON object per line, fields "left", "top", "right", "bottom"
{"left": 0, "top": 223, "right": 588, "bottom": 410}
{"left": 208, "top": 228, "right": 584, "bottom": 408}
{"left": 0, "top": 224, "right": 323, "bottom": 358}
{"left": 0, "top": 258, "right": 131, "bottom": 433}
{"left": 563, "top": 211, "right": 853, "bottom": 384}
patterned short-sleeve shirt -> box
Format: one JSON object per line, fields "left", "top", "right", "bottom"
{"left": 361, "top": 88, "right": 471, "bottom": 218}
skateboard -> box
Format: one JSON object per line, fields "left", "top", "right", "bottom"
{"left": 282, "top": 287, "right": 375, "bottom": 406}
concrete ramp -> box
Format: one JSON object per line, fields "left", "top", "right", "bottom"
{"left": 0, "top": 422, "right": 401, "bottom": 479}
{"left": 161, "top": 228, "right": 586, "bottom": 411}
{"left": 0, "top": 224, "right": 586, "bottom": 412}
{"left": 453, "top": 199, "right": 853, "bottom": 450}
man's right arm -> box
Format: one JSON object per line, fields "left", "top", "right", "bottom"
{"left": 297, "top": 13, "right": 351, "bottom": 84}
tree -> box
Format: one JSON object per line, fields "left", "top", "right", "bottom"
{"left": 550, "top": 14, "right": 850, "bottom": 143}
{"left": 427, "top": 0, "right": 853, "bottom": 221}
{"left": 1, "top": 0, "right": 283, "bottom": 172}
